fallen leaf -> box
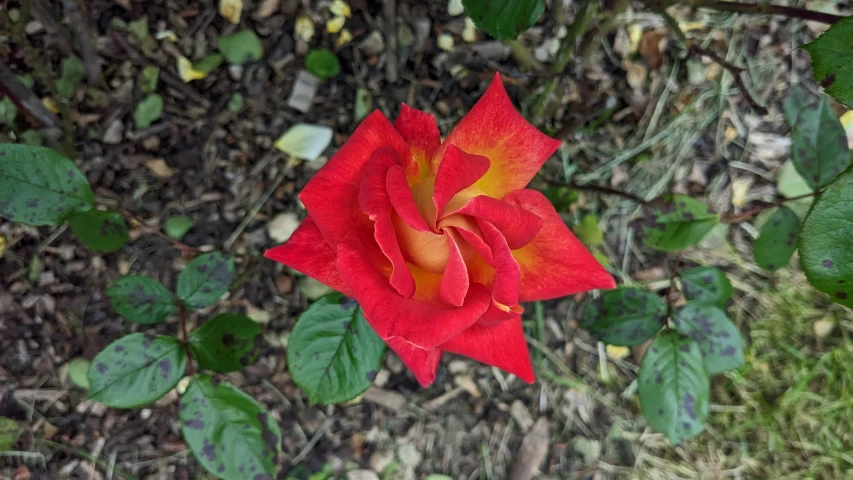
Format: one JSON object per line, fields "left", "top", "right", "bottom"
{"left": 255, "top": 0, "right": 280, "bottom": 18}
{"left": 606, "top": 344, "right": 630, "bottom": 360}
{"left": 731, "top": 177, "right": 752, "bottom": 208}
{"left": 266, "top": 212, "right": 300, "bottom": 242}
{"left": 639, "top": 30, "right": 666, "bottom": 69}
{"left": 295, "top": 14, "right": 315, "bottom": 42}
{"left": 177, "top": 56, "right": 208, "bottom": 82}
{"left": 274, "top": 123, "right": 333, "bottom": 161}
{"left": 813, "top": 315, "right": 836, "bottom": 338}
{"left": 329, "top": 0, "right": 352, "bottom": 17}
{"left": 219, "top": 0, "right": 242, "bottom": 24}
{"left": 336, "top": 28, "right": 353, "bottom": 47}
{"left": 326, "top": 15, "right": 346, "bottom": 34}
{"left": 462, "top": 17, "right": 478, "bottom": 43}
{"left": 145, "top": 158, "right": 174, "bottom": 179}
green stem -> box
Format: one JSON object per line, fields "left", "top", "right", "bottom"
{"left": 721, "top": 191, "right": 818, "bottom": 223}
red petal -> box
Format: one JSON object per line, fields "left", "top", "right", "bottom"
{"left": 386, "top": 337, "right": 441, "bottom": 387}
{"left": 394, "top": 104, "right": 440, "bottom": 180}
{"left": 477, "top": 220, "right": 519, "bottom": 307}
{"left": 435, "top": 73, "right": 562, "bottom": 198}
{"left": 439, "top": 235, "right": 469, "bottom": 307}
{"left": 443, "top": 195, "right": 543, "bottom": 249}
{"left": 386, "top": 165, "right": 431, "bottom": 232}
{"left": 337, "top": 231, "right": 492, "bottom": 349}
{"left": 504, "top": 189, "right": 616, "bottom": 301}
{"left": 440, "top": 316, "right": 535, "bottom": 383}
{"left": 432, "top": 145, "right": 490, "bottom": 216}
{"left": 359, "top": 147, "right": 415, "bottom": 298}
{"left": 300, "top": 111, "right": 412, "bottom": 248}
{"left": 264, "top": 216, "right": 353, "bottom": 296}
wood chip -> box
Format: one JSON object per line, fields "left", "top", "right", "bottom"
{"left": 508, "top": 417, "right": 550, "bottom": 480}
{"left": 361, "top": 386, "right": 406, "bottom": 411}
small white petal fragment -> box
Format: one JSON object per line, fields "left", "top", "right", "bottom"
{"left": 267, "top": 212, "right": 301, "bottom": 243}
{"left": 274, "top": 123, "right": 333, "bottom": 161}
{"left": 295, "top": 14, "right": 315, "bottom": 42}
{"left": 337, "top": 28, "right": 353, "bottom": 47}
{"left": 329, "top": 0, "right": 352, "bottom": 17}
{"left": 177, "top": 56, "right": 207, "bottom": 82}
{"left": 154, "top": 30, "right": 179, "bottom": 42}
{"left": 326, "top": 15, "right": 346, "bottom": 34}
{"left": 447, "top": 0, "right": 464, "bottom": 16}
{"left": 462, "top": 18, "right": 477, "bottom": 43}
{"left": 437, "top": 33, "right": 454, "bottom": 52}
{"left": 219, "top": 0, "right": 242, "bottom": 24}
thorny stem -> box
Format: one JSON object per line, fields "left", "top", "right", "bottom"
{"left": 721, "top": 191, "right": 818, "bottom": 223}
{"left": 684, "top": 0, "right": 845, "bottom": 24}
{"left": 179, "top": 304, "right": 195, "bottom": 376}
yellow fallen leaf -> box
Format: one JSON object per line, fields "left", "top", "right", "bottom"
{"left": 145, "top": 158, "right": 174, "bottom": 179}
{"left": 329, "top": 0, "right": 351, "bottom": 17}
{"left": 462, "top": 17, "right": 478, "bottom": 43}
{"left": 679, "top": 21, "right": 705, "bottom": 33}
{"left": 437, "top": 33, "right": 454, "bottom": 52}
{"left": 326, "top": 15, "right": 346, "bottom": 34}
{"left": 219, "top": 0, "right": 242, "bottom": 24}
{"left": 177, "top": 56, "right": 208, "bottom": 82}
{"left": 813, "top": 315, "right": 836, "bottom": 338}
{"left": 295, "top": 14, "right": 315, "bottom": 42}
{"left": 42, "top": 97, "right": 59, "bottom": 114}
{"left": 731, "top": 177, "right": 752, "bottom": 208}
{"left": 155, "top": 30, "right": 179, "bottom": 42}
{"left": 606, "top": 344, "right": 630, "bottom": 360}
{"left": 628, "top": 24, "right": 643, "bottom": 53}
{"left": 336, "top": 28, "right": 353, "bottom": 48}
{"left": 724, "top": 125, "right": 738, "bottom": 143}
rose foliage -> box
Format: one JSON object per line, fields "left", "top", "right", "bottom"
{"left": 266, "top": 74, "right": 615, "bottom": 385}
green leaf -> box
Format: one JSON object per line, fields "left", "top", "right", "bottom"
{"left": 632, "top": 194, "right": 718, "bottom": 252}
{"left": 106, "top": 275, "right": 177, "bottom": 324}
{"left": 673, "top": 303, "right": 744, "bottom": 375}
{"left": 57, "top": 55, "right": 85, "bottom": 98}
{"left": 461, "top": 0, "right": 546, "bottom": 40}
{"left": 141, "top": 66, "right": 160, "bottom": 93}
{"left": 179, "top": 375, "right": 281, "bottom": 480}
{"left": 800, "top": 165, "right": 853, "bottom": 307}
{"left": 638, "top": 332, "right": 710, "bottom": 444}
{"left": 0, "top": 97, "right": 17, "bottom": 126}
{"left": 288, "top": 293, "right": 386, "bottom": 404}
{"left": 579, "top": 288, "right": 666, "bottom": 346}
{"left": 790, "top": 95, "right": 850, "bottom": 189}
{"left": 354, "top": 88, "right": 371, "bottom": 122}
{"left": 128, "top": 16, "right": 149, "bottom": 42}
{"left": 88, "top": 333, "right": 187, "bottom": 408}
{"left": 134, "top": 94, "right": 163, "bottom": 129}
{"left": 19, "top": 130, "right": 43, "bottom": 146}
{"left": 193, "top": 54, "right": 224, "bottom": 74}
{"left": 754, "top": 206, "right": 801, "bottom": 272}
{"left": 0, "top": 144, "right": 94, "bottom": 226}
{"left": 177, "top": 252, "right": 235, "bottom": 310}
{"left": 0, "top": 417, "right": 21, "bottom": 450}
{"left": 218, "top": 30, "right": 263, "bottom": 65}
{"left": 164, "top": 215, "right": 195, "bottom": 240}
{"left": 801, "top": 16, "right": 853, "bottom": 108}
{"left": 189, "top": 313, "right": 263, "bottom": 373}
{"left": 67, "top": 209, "right": 129, "bottom": 252}
{"left": 782, "top": 86, "right": 817, "bottom": 127}
{"left": 680, "top": 266, "right": 733, "bottom": 308}
{"left": 67, "top": 358, "right": 91, "bottom": 389}
{"left": 574, "top": 214, "right": 604, "bottom": 246}
{"left": 305, "top": 48, "right": 341, "bottom": 80}
{"left": 227, "top": 92, "right": 245, "bottom": 112}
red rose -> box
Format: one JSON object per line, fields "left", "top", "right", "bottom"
{"left": 267, "top": 74, "right": 615, "bottom": 386}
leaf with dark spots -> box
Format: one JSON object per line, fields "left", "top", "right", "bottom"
{"left": 800, "top": 165, "right": 853, "bottom": 308}
{"left": 631, "top": 194, "right": 718, "bottom": 252}
{"left": 88, "top": 333, "right": 186, "bottom": 408}
{"left": 579, "top": 288, "right": 666, "bottom": 347}
{"left": 66, "top": 209, "right": 129, "bottom": 253}
{"left": 754, "top": 207, "right": 801, "bottom": 272}
{"left": 680, "top": 267, "right": 733, "bottom": 308}
{"left": 674, "top": 303, "right": 744, "bottom": 375}
{"left": 638, "top": 332, "right": 709, "bottom": 444}
{"left": 288, "top": 293, "right": 386, "bottom": 405}
{"left": 461, "top": 0, "right": 545, "bottom": 40}
{"left": 0, "top": 144, "right": 95, "bottom": 226}
{"left": 177, "top": 252, "right": 235, "bottom": 310}
{"left": 107, "top": 276, "right": 177, "bottom": 324}
{"left": 789, "top": 94, "right": 850, "bottom": 189}
{"left": 179, "top": 375, "right": 281, "bottom": 480}
{"left": 189, "top": 313, "right": 263, "bottom": 374}
{"left": 802, "top": 16, "right": 853, "bottom": 108}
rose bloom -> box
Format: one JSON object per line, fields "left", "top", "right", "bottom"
{"left": 267, "top": 74, "right": 614, "bottom": 386}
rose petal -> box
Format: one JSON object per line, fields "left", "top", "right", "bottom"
{"left": 336, "top": 231, "right": 491, "bottom": 349}
{"left": 477, "top": 220, "right": 519, "bottom": 307}
{"left": 394, "top": 104, "right": 441, "bottom": 180}
{"left": 300, "top": 111, "right": 413, "bottom": 248}
{"left": 435, "top": 73, "right": 562, "bottom": 198}
{"left": 504, "top": 189, "right": 616, "bottom": 301}
{"left": 386, "top": 165, "right": 432, "bottom": 232}
{"left": 442, "top": 195, "right": 543, "bottom": 249}
{"left": 359, "top": 147, "right": 416, "bottom": 298}
{"left": 440, "top": 315, "right": 534, "bottom": 383}
{"left": 439, "top": 235, "right": 469, "bottom": 307}
{"left": 386, "top": 337, "right": 441, "bottom": 387}
{"left": 432, "top": 144, "right": 490, "bottom": 217}
{"left": 264, "top": 216, "right": 353, "bottom": 296}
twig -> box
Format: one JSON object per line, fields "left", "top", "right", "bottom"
{"left": 118, "top": 207, "right": 200, "bottom": 253}
{"left": 383, "top": 0, "right": 398, "bottom": 83}
{"left": 538, "top": 175, "right": 647, "bottom": 203}
{"left": 688, "top": 45, "right": 768, "bottom": 115}
{"left": 665, "top": 252, "right": 682, "bottom": 321}
{"left": 686, "top": 0, "right": 845, "bottom": 24}
{"left": 0, "top": 60, "right": 60, "bottom": 128}
{"left": 224, "top": 167, "right": 287, "bottom": 250}
{"left": 178, "top": 304, "right": 195, "bottom": 376}
{"left": 61, "top": 0, "right": 101, "bottom": 85}
{"left": 721, "top": 191, "right": 817, "bottom": 223}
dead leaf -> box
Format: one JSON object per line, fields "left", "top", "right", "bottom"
{"left": 508, "top": 418, "right": 550, "bottom": 480}
{"left": 255, "top": 0, "right": 280, "bottom": 18}
{"left": 145, "top": 158, "right": 174, "bottom": 179}
{"left": 639, "top": 30, "right": 666, "bottom": 69}
{"left": 219, "top": 0, "right": 242, "bottom": 24}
